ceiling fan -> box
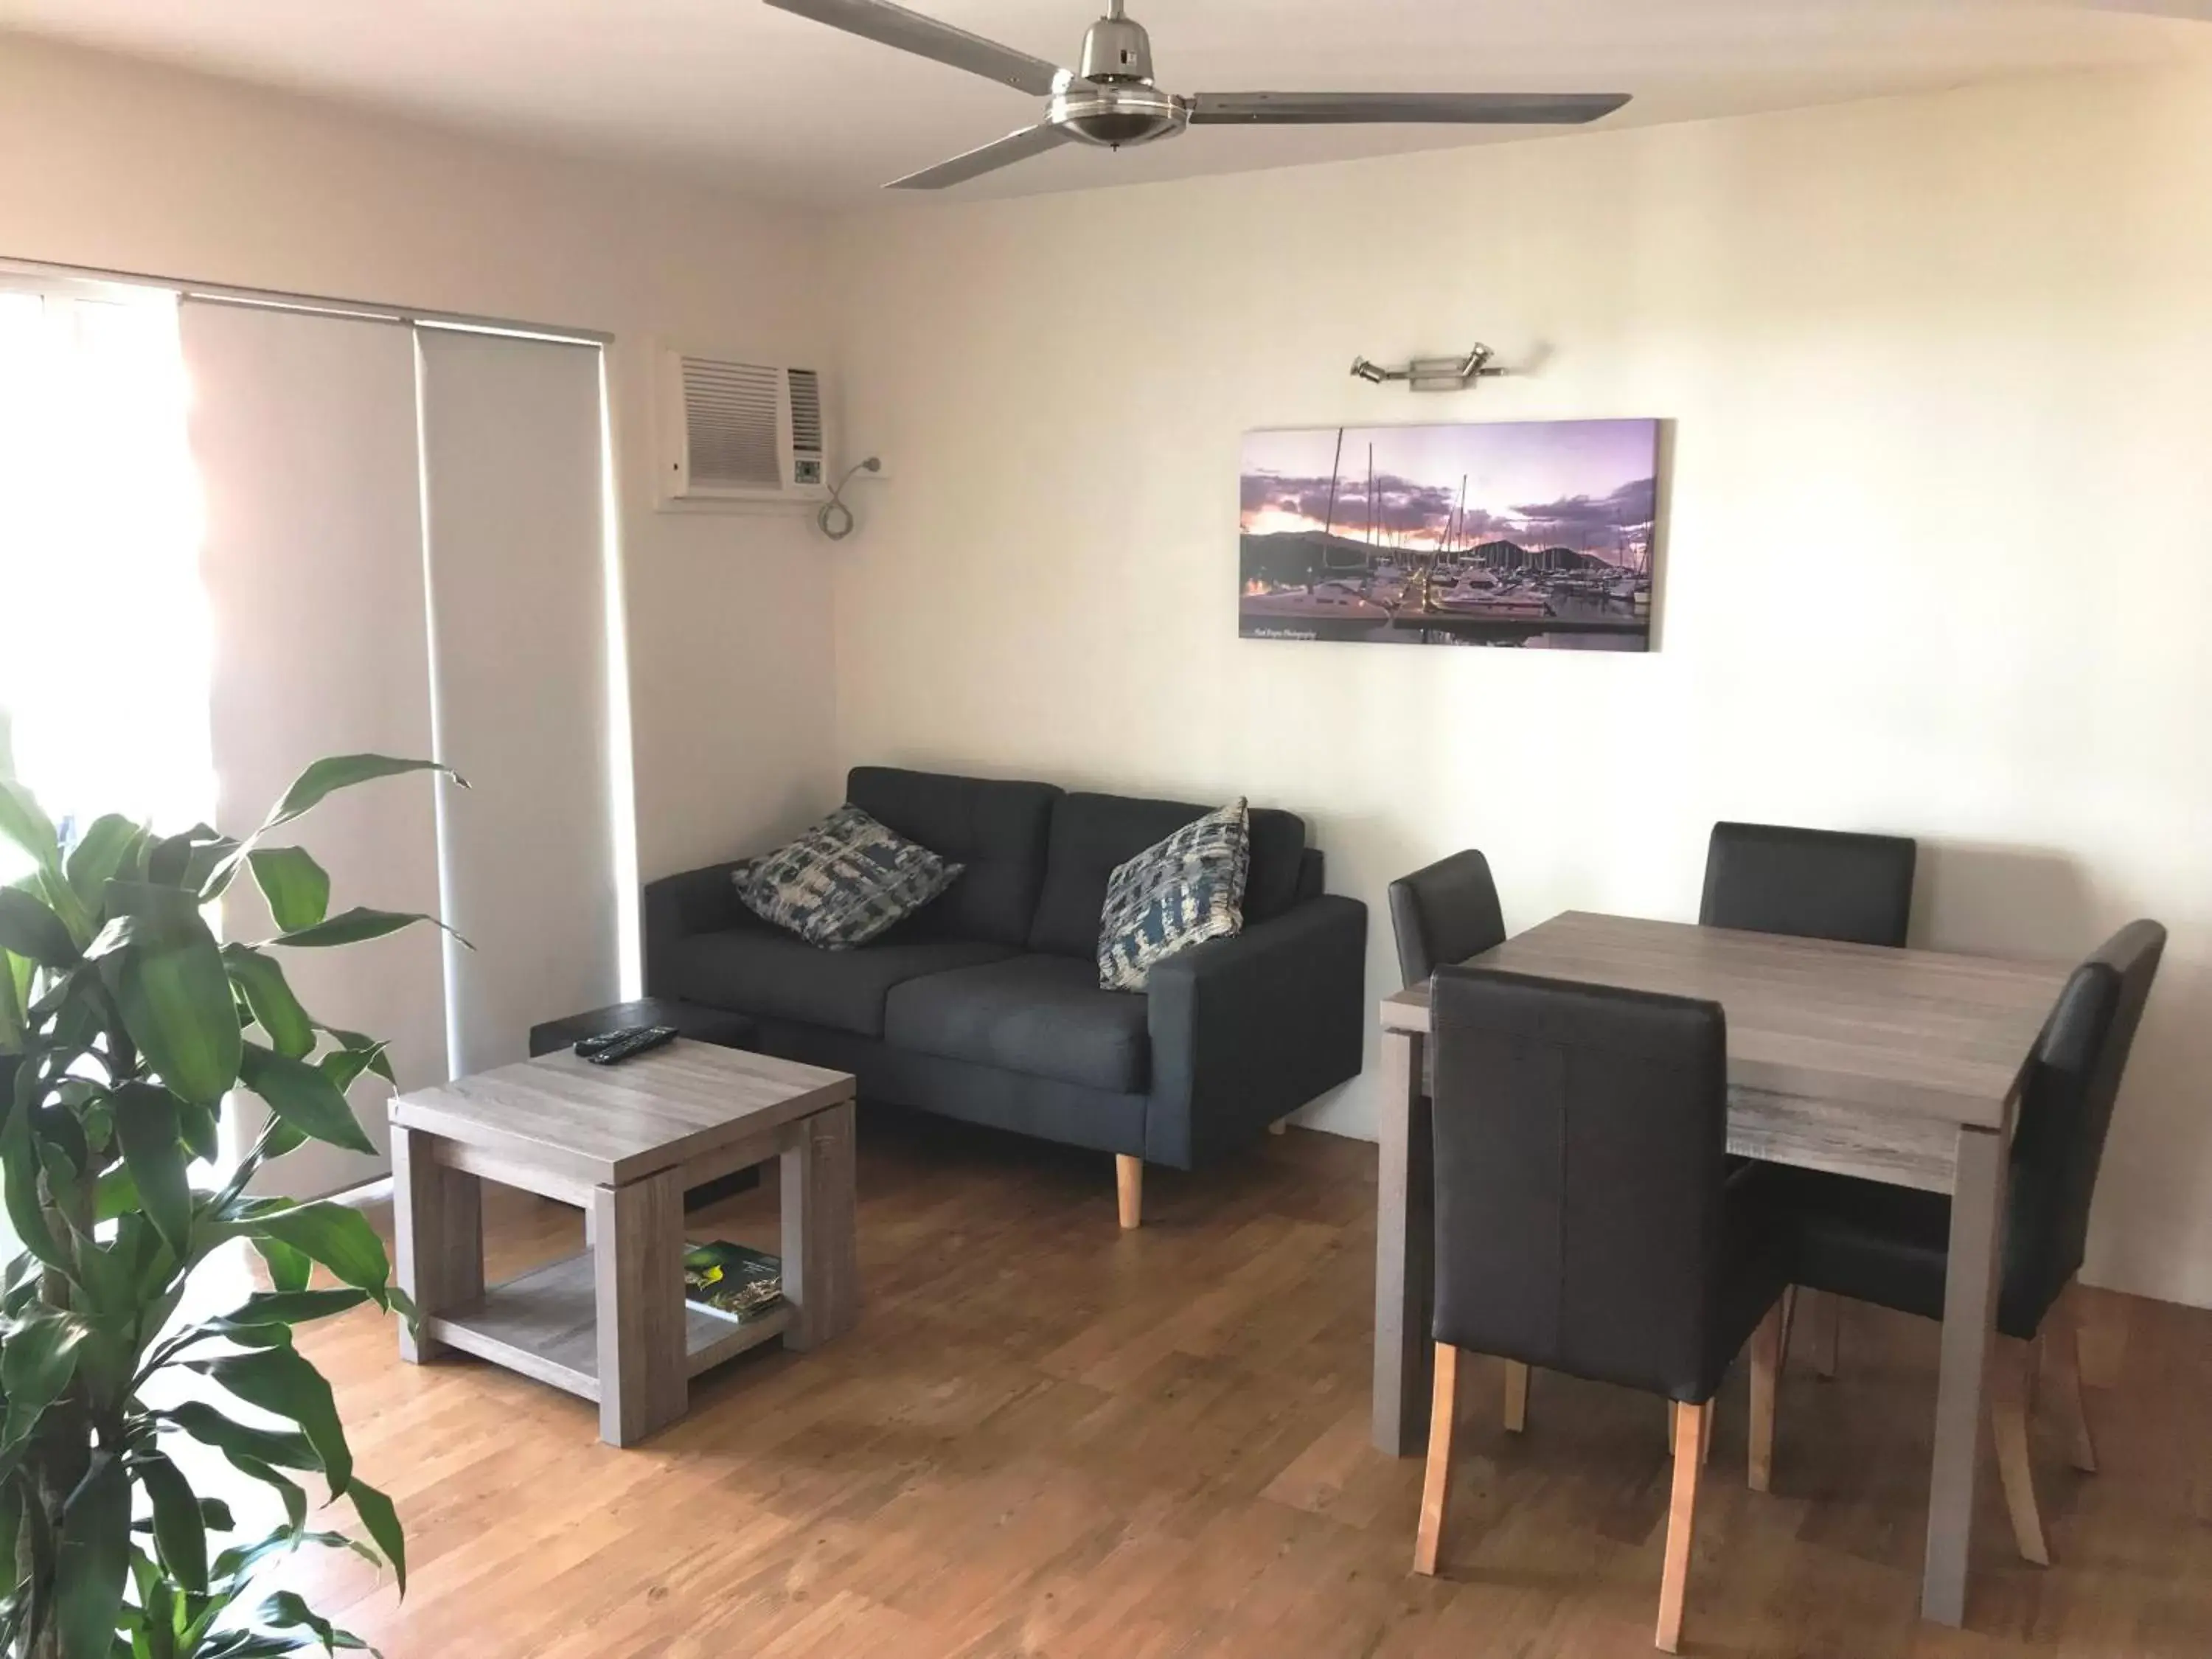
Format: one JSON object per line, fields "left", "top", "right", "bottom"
{"left": 762, "top": 0, "right": 1632, "bottom": 189}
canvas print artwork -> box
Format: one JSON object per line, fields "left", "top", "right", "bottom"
{"left": 1239, "top": 418, "right": 1660, "bottom": 650}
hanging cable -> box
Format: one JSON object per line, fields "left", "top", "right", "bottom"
{"left": 816, "top": 455, "right": 881, "bottom": 540}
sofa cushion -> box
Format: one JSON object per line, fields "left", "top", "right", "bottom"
{"left": 1028, "top": 792, "right": 1307, "bottom": 958}
{"left": 659, "top": 928, "right": 1015, "bottom": 1038}
{"left": 735, "top": 804, "right": 963, "bottom": 949}
{"left": 883, "top": 955, "right": 1150, "bottom": 1094}
{"left": 847, "top": 768, "right": 1061, "bottom": 947}
{"left": 1098, "top": 799, "right": 1251, "bottom": 991}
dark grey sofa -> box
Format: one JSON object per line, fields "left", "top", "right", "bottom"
{"left": 642, "top": 766, "right": 1368, "bottom": 1224}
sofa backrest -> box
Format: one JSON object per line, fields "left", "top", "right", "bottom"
{"left": 846, "top": 767, "right": 1060, "bottom": 947}
{"left": 1026, "top": 792, "right": 1310, "bottom": 959}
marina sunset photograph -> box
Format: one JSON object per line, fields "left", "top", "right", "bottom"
{"left": 1239, "top": 418, "right": 1661, "bottom": 650}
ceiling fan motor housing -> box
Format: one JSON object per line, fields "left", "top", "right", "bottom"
{"left": 1079, "top": 15, "right": 1152, "bottom": 83}
{"left": 1054, "top": 12, "right": 1185, "bottom": 147}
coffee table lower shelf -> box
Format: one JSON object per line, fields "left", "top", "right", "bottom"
{"left": 422, "top": 1251, "right": 792, "bottom": 1403}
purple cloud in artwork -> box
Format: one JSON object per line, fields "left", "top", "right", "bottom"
{"left": 1512, "top": 476, "right": 1658, "bottom": 532}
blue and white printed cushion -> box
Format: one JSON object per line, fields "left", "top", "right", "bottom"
{"left": 733, "top": 804, "right": 963, "bottom": 950}
{"left": 1096, "top": 799, "right": 1251, "bottom": 992}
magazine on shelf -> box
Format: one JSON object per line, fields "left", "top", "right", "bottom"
{"left": 682, "top": 1240, "right": 784, "bottom": 1325}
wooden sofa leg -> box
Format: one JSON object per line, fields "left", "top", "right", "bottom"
{"left": 1990, "top": 1335, "right": 2051, "bottom": 1566}
{"left": 1116, "top": 1155, "right": 1143, "bottom": 1229}
{"left": 1657, "top": 1399, "right": 1706, "bottom": 1652}
{"left": 1414, "top": 1343, "right": 1461, "bottom": 1576}
{"left": 1749, "top": 1298, "right": 1784, "bottom": 1494}
{"left": 1503, "top": 1360, "right": 1529, "bottom": 1434}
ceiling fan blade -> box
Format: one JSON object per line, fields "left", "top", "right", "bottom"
{"left": 1186, "top": 91, "right": 1631, "bottom": 125}
{"left": 763, "top": 0, "right": 1066, "bottom": 97}
{"left": 887, "top": 122, "right": 1074, "bottom": 189}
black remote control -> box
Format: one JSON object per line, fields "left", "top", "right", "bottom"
{"left": 574, "top": 1026, "right": 650, "bottom": 1058}
{"left": 586, "top": 1026, "right": 679, "bottom": 1065}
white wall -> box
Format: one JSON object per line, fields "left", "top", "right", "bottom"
{"left": 0, "top": 33, "right": 842, "bottom": 883}
{"left": 830, "top": 66, "right": 2212, "bottom": 1307}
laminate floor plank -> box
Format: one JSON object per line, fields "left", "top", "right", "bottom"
{"left": 234, "top": 1107, "right": 2210, "bottom": 1657}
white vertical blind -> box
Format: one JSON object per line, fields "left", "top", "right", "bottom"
{"left": 180, "top": 300, "right": 447, "bottom": 1198}
{"left": 416, "top": 328, "right": 618, "bottom": 1075}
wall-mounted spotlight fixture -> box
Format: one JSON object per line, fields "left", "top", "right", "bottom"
{"left": 1349, "top": 343, "right": 1507, "bottom": 393}
{"left": 815, "top": 456, "right": 882, "bottom": 540}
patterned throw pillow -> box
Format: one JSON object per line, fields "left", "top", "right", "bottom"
{"left": 1097, "top": 800, "right": 1251, "bottom": 992}
{"left": 734, "top": 805, "right": 963, "bottom": 950}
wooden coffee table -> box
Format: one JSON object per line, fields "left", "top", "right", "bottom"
{"left": 389, "top": 1040, "right": 858, "bottom": 1446}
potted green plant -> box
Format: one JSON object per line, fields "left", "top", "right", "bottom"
{"left": 0, "top": 755, "right": 462, "bottom": 1658}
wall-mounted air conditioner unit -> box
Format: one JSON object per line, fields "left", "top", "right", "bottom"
{"left": 655, "top": 348, "right": 830, "bottom": 510}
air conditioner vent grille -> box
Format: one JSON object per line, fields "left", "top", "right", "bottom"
{"left": 787, "top": 368, "right": 824, "bottom": 456}
{"left": 681, "top": 358, "right": 781, "bottom": 490}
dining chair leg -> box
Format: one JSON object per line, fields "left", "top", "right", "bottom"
{"left": 1414, "top": 1343, "right": 1462, "bottom": 1576}
{"left": 1748, "top": 1299, "right": 1784, "bottom": 1494}
{"left": 1657, "top": 1399, "right": 1706, "bottom": 1653}
{"left": 1698, "top": 1395, "right": 1714, "bottom": 1467}
{"left": 1503, "top": 1360, "right": 1529, "bottom": 1435}
{"left": 2047, "top": 1290, "right": 2099, "bottom": 1474}
{"left": 1989, "top": 1335, "right": 2051, "bottom": 1567}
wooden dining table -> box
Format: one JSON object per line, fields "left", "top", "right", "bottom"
{"left": 1371, "top": 910, "right": 2074, "bottom": 1627}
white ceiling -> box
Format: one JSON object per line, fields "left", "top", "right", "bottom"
{"left": 4, "top": 0, "right": 2207, "bottom": 204}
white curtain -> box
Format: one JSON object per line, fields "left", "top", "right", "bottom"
{"left": 180, "top": 299, "right": 447, "bottom": 1198}
{"left": 417, "top": 327, "right": 619, "bottom": 1076}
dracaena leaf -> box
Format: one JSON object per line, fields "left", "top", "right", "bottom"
{"left": 238, "top": 1043, "right": 373, "bottom": 1155}
{"left": 264, "top": 757, "right": 459, "bottom": 833}
{"left": 161, "top": 1402, "right": 321, "bottom": 1473}
{"left": 189, "top": 1346, "right": 352, "bottom": 1496}
{"left": 344, "top": 1477, "right": 406, "bottom": 1596}
{"left": 220, "top": 1450, "right": 307, "bottom": 1535}
{"left": 56, "top": 1453, "right": 131, "bottom": 1659}
{"left": 0, "top": 780, "right": 59, "bottom": 874}
{"left": 113, "top": 1083, "right": 192, "bottom": 1257}
{"left": 64, "top": 814, "right": 145, "bottom": 909}
{"left": 323, "top": 1028, "right": 396, "bottom": 1087}
{"left": 136, "top": 1451, "right": 209, "bottom": 1593}
{"left": 250, "top": 1203, "right": 391, "bottom": 1301}
{"left": 251, "top": 1234, "right": 313, "bottom": 1295}
{"left": 222, "top": 947, "right": 316, "bottom": 1060}
{"left": 258, "top": 1590, "right": 369, "bottom": 1652}
{"left": 265, "top": 907, "right": 469, "bottom": 952}
{"left": 1, "top": 1307, "right": 88, "bottom": 1448}
{"left": 1, "top": 1095, "right": 66, "bottom": 1270}
{"left": 244, "top": 848, "right": 331, "bottom": 935}
{"left": 97, "top": 883, "right": 240, "bottom": 1107}
{"left": 0, "top": 886, "right": 77, "bottom": 969}
{"left": 225, "top": 1287, "right": 370, "bottom": 1328}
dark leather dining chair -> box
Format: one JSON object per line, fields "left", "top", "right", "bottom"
{"left": 1388, "top": 849, "right": 1506, "bottom": 989}
{"left": 1413, "top": 967, "right": 1792, "bottom": 1653}
{"left": 1700, "top": 820, "right": 1918, "bottom": 1374}
{"left": 1386, "top": 852, "right": 1526, "bottom": 1402}
{"left": 1767, "top": 919, "right": 2166, "bottom": 1566}
{"left": 1700, "top": 821, "right": 1917, "bottom": 948}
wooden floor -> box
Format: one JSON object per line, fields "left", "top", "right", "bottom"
{"left": 271, "top": 1110, "right": 2212, "bottom": 1658}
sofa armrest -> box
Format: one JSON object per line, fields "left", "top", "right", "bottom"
{"left": 1143, "top": 894, "right": 1368, "bottom": 1169}
{"left": 641, "top": 861, "right": 762, "bottom": 996}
